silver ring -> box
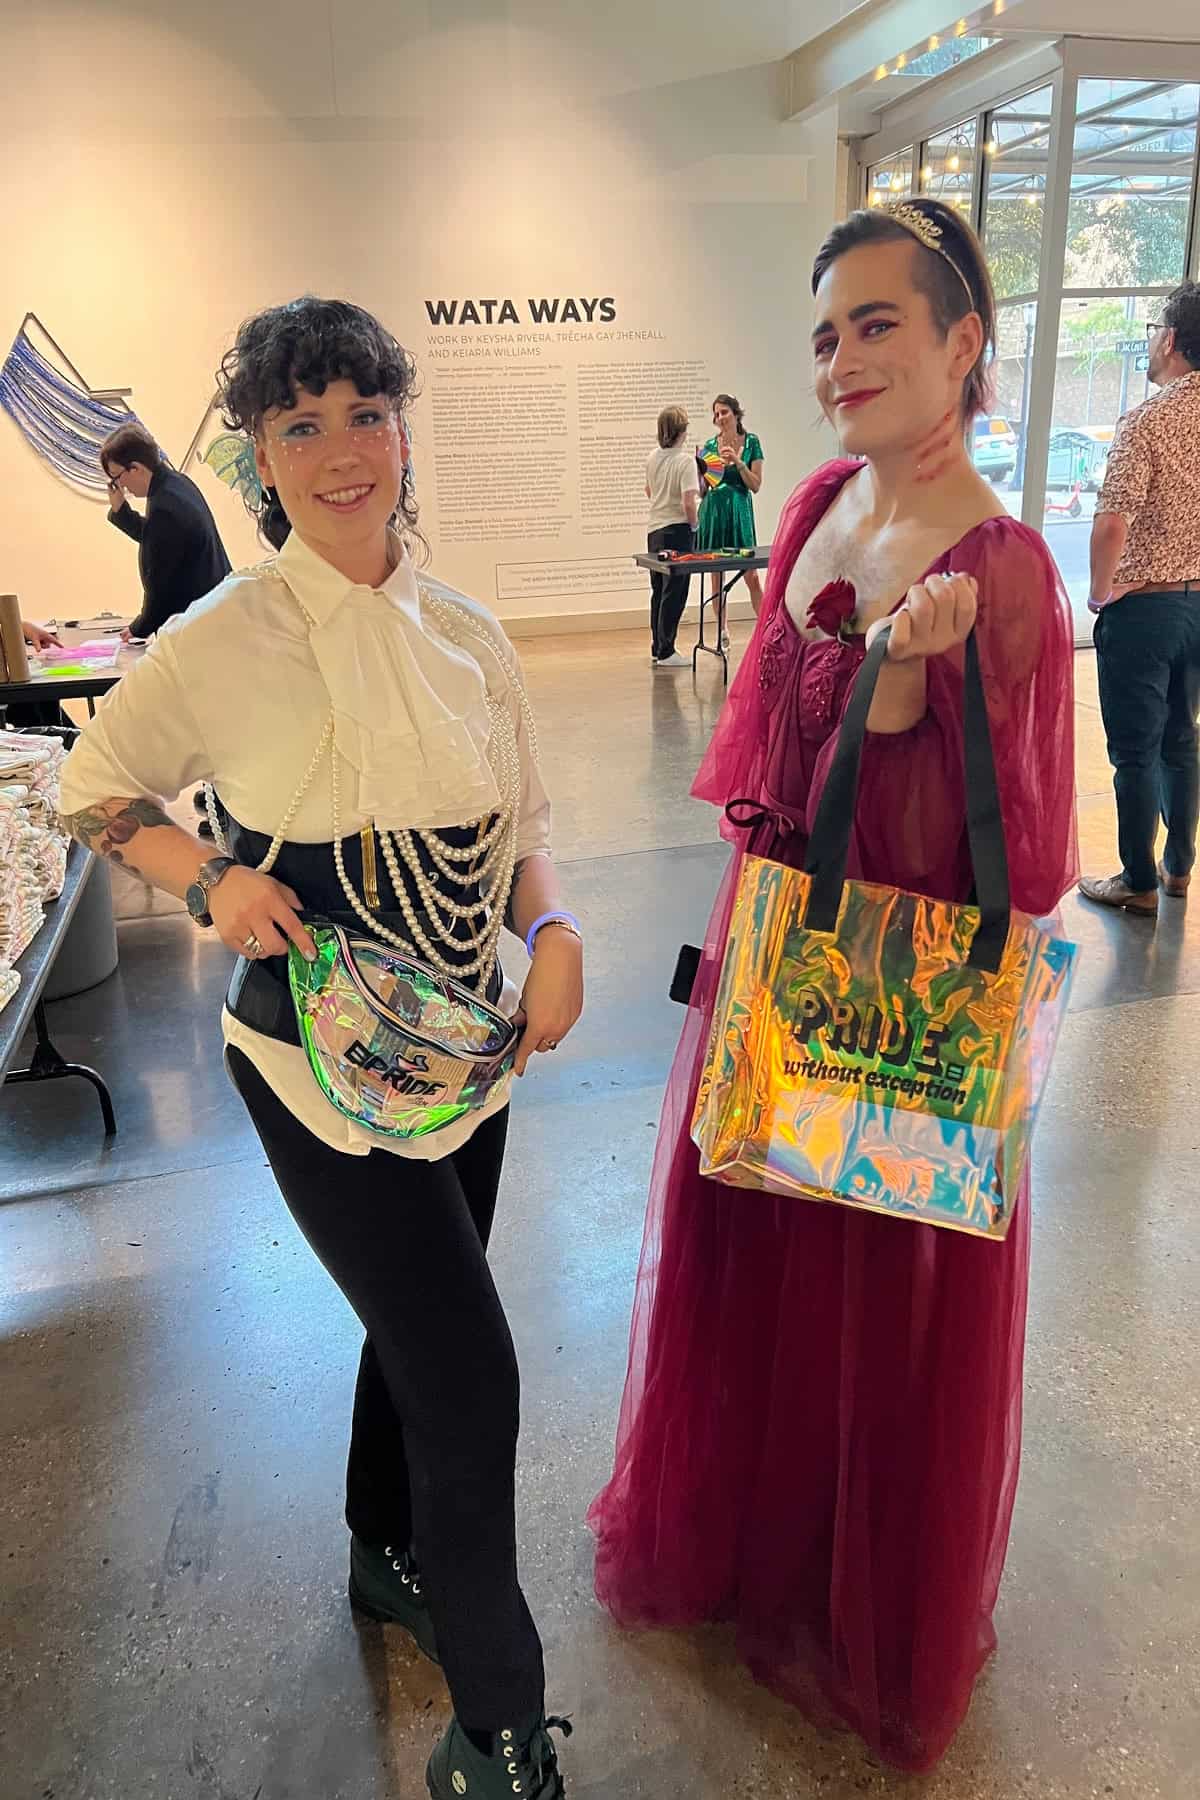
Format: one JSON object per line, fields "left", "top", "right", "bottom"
{"left": 243, "top": 933, "right": 265, "bottom": 959}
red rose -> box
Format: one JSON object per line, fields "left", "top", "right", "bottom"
{"left": 806, "top": 578, "right": 857, "bottom": 638}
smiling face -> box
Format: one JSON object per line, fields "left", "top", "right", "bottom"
{"left": 812, "top": 239, "right": 983, "bottom": 460}
{"left": 253, "top": 379, "right": 406, "bottom": 574}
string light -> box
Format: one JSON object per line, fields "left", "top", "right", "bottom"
{"left": 891, "top": 173, "right": 905, "bottom": 191}
{"left": 986, "top": 138, "right": 999, "bottom": 155}
{"left": 929, "top": 34, "right": 940, "bottom": 51}
{"left": 955, "top": 17, "right": 968, "bottom": 35}
{"left": 1025, "top": 191, "right": 1038, "bottom": 205}
{"left": 875, "top": 63, "right": 888, "bottom": 81}
{"left": 947, "top": 152, "right": 961, "bottom": 173}
{"left": 922, "top": 165, "right": 933, "bottom": 183}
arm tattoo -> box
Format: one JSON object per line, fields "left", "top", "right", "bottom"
{"left": 59, "top": 796, "right": 174, "bottom": 878}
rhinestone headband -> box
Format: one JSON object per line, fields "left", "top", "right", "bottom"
{"left": 884, "top": 202, "right": 976, "bottom": 307}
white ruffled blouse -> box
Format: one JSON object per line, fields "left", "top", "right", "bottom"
{"left": 59, "top": 533, "right": 551, "bottom": 1161}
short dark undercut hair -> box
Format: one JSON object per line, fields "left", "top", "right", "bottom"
{"left": 811, "top": 199, "right": 997, "bottom": 421}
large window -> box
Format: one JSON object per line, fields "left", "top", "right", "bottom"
{"left": 982, "top": 84, "right": 1056, "bottom": 302}
{"left": 1046, "top": 81, "right": 1200, "bottom": 634}
{"left": 920, "top": 118, "right": 977, "bottom": 217}
{"left": 858, "top": 46, "right": 1200, "bottom": 644}
{"left": 978, "top": 85, "right": 1057, "bottom": 520}
{"left": 867, "top": 147, "right": 914, "bottom": 204}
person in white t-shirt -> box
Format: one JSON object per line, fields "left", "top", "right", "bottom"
{"left": 645, "top": 405, "right": 700, "bottom": 667}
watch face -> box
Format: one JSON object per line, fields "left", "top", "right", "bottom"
{"left": 185, "top": 882, "right": 210, "bottom": 922}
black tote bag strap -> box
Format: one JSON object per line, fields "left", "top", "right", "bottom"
{"left": 800, "top": 623, "right": 1011, "bottom": 973}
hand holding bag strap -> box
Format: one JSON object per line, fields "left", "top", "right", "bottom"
{"left": 799, "top": 623, "right": 1012, "bottom": 973}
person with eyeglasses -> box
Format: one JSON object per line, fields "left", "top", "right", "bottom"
{"left": 1079, "top": 281, "right": 1200, "bottom": 915}
{"left": 100, "top": 424, "right": 232, "bottom": 644}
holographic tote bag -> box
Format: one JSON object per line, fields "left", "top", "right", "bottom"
{"left": 287, "top": 922, "right": 518, "bottom": 1141}
{"left": 692, "top": 627, "right": 1077, "bottom": 1240}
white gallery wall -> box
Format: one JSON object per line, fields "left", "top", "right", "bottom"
{"left": 0, "top": 1, "right": 842, "bottom": 630}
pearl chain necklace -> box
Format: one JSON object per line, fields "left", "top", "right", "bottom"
{"left": 206, "top": 573, "right": 531, "bottom": 989}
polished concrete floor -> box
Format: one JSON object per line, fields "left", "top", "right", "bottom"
{"left": 2, "top": 626, "right": 1197, "bottom": 1800}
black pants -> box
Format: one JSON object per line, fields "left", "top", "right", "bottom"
{"left": 648, "top": 522, "right": 694, "bottom": 659}
{"left": 1095, "top": 590, "right": 1200, "bottom": 892}
{"left": 227, "top": 1048, "right": 544, "bottom": 1732}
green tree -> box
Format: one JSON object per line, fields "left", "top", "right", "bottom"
{"left": 983, "top": 192, "right": 1190, "bottom": 301}
{"left": 983, "top": 199, "right": 1044, "bottom": 301}
{"left": 1063, "top": 298, "right": 1130, "bottom": 420}
{"left": 1063, "top": 298, "right": 1128, "bottom": 365}
{"left": 1066, "top": 195, "right": 1190, "bottom": 287}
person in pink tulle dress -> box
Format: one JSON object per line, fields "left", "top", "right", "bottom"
{"left": 588, "top": 199, "right": 1078, "bottom": 1773}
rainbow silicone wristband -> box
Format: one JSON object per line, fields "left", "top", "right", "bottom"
{"left": 525, "top": 911, "right": 583, "bottom": 957}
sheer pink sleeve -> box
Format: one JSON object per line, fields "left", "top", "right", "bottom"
{"left": 809, "top": 519, "right": 1079, "bottom": 916}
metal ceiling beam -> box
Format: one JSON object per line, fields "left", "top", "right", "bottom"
{"left": 1073, "top": 80, "right": 1179, "bottom": 126}
{"left": 1071, "top": 116, "right": 1199, "bottom": 166}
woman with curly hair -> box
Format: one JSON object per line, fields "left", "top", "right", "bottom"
{"left": 58, "top": 297, "right": 581, "bottom": 1800}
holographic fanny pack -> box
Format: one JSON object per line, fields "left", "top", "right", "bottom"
{"left": 692, "top": 626, "right": 1077, "bottom": 1240}
{"left": 287, "top": 922, "right": 518, "bottom": 1140}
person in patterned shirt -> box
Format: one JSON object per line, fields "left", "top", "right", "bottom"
{"left": 1079, "top": 281, "right": 1200, "bottom": 915}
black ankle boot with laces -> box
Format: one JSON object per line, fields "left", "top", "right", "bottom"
{"left": 426, "top": 1712, "right": 571, "bottom": 1800}
{"left": 348, "top": 1534, "right": 439, "bottom": 1664}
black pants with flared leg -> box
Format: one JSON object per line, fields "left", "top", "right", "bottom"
{"left": 227, "top": 1047, "right": 545, "bottom": 1732}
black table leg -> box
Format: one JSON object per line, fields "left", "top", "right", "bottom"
{"left": 694, "top": 573, "right": 742, "bottom": 684}
{"left": 4, "top": 999, "right": 117, "bottom": 1137}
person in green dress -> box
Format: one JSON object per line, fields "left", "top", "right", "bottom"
{"left": 697, "top": 393, "right": 765, "bottom": 618}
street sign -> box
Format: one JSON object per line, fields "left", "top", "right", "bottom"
{"left": 1136, "top": 354, "right": 1150, "bottom": 372}
{"left": 1116, "top": 339, "right": 1146, "bottom": 354}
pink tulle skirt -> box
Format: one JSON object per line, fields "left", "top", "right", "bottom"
{"left": 588, "top": 858, "right": 1031, "bottom": 1772}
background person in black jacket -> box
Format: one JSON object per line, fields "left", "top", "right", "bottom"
{"left": 100, "top": 424, "right": 232, "bottom": 642}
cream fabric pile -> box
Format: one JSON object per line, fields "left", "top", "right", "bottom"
{"left": 0, "top": 735, "right": 70, "bottom": 1013}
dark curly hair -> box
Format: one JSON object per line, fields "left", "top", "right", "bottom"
{"left": 811, "top": 199, "right": 997, "bottom": 421}
{"left": 215, "top": 296, "right": 421, "bottom": 551}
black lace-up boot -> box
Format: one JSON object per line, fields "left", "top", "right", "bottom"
{"left": 348, "top": 1535, "right": 439, "bottom": 1664}
{"left": 426, "top": 1712, "right": 572, "bottom": 1800}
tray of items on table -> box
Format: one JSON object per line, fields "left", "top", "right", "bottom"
{"left": 0, "top": 735, "right": 71, "bottom": 1013}
{"left": 27, "top": 638, "right": 122, "bottom": 681}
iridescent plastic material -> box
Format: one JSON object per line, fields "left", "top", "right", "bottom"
{"left": 288, "top": 925, "right": 517, "bottom": 1139}
{"left": 693, "top": 855, "right": 1076, "bottom": 1239}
